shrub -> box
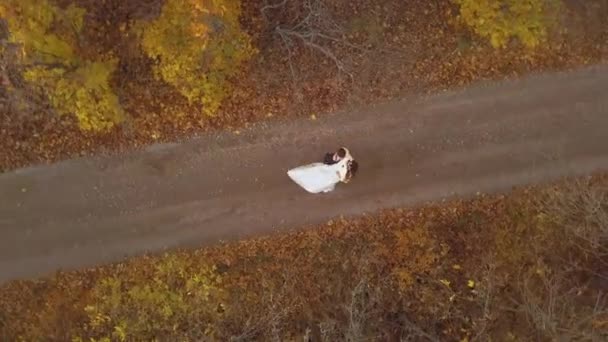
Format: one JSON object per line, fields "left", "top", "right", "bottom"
{"left": 75, "top": 254, "right": 225, "bottom": 341}
{"left": 453, "top": 0, "right": 561, "bottom": 49}
{"left": 137, "top": 0, "right": 256, "bottom": 116}
{"left": 0, "top": 0, "right": 125, "bottom": 131}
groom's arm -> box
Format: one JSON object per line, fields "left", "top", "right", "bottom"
{"left": 323, "top": 152, "right": 336, "bottom": 165}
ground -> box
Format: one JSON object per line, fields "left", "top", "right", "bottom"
{"left": 1, "top": 64, "right": 607, "bottom": 283}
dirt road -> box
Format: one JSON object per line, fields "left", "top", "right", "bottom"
{"left": 1, "top": 65, "right": 608, "bottom": 284}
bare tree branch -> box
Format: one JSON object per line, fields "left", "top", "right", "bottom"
{"left": 262, "top": 0, "right": 361, "bottom": 85}
{"left": 229, "top": 275, "right": 300, "bottom": 342}
{"left": 261, "top": 0, "right": 288, "bottom": 22}
{"left": 399, "top": 314, "right": 441, "bottom": 342}
{"left": 515, "top": 269, "right": 608, "bottom": 341}
{"left": 471, "top": 262, "right": 497, "bottom": 342}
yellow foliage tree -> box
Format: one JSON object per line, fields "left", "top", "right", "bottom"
{"left": 0, "top": 0, "right": 124, "bottom": 131}
{"left": 453, "top": 0, "right": 561, "bottom": 49}
{"left": 75, "top": 255, "right": 225, "bottom": 341}
{"left": 138, "top": 0, "right": 255, "bottom": 116}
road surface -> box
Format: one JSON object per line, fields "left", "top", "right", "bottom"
{"left": 1, "top": 65, "right": 608, "bottom": 284}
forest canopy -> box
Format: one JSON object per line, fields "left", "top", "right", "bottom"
{"left": 0, "top": 0, "right": 254, "bottom": 131}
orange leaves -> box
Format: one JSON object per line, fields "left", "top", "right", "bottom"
{"left": 387, "top": 225, "right": 441, "bottom": 290}
{"left": 189, "top": 22, "right": 210, "bottom": 38}
{"left": 2, "top": 0, "right": 607, "bottom": 173}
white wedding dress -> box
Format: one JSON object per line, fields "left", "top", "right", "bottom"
{"left": 287, "top": 156, "right": 351, "bottom": 194}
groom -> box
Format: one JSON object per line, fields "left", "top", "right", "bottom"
{"left": 323, "top": 147, "right": 350, "bottom": 165}
{"left": 323, "top": 147, "right": 358, "bottom": 183}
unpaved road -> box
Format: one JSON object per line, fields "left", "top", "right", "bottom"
{"left": 1, "top": 65, "right": 608, "bottom": 284}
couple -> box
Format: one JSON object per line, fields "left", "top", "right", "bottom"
{"left": 287, "top": 147, "right": 359, "bottom": 193}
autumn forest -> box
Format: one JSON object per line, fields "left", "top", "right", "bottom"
{"left": 1, "top": 0, "right": 606, "bottom": 171}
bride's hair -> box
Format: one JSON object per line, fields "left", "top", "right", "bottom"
{"left": 347, "top": 160, "right": 359, "bottom": 179}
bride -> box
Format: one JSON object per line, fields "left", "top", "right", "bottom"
{"left": 287, "top": 148, "right": 359, "bottom": 194}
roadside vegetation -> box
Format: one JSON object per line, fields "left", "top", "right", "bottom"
{"left": 1, "top": 173, "right": 607, "bottom": 341}
{"left": 1, "top": 0, "right": 607, "bottom": 171}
